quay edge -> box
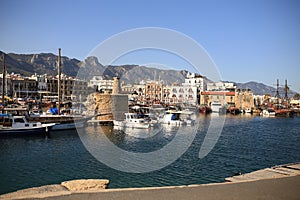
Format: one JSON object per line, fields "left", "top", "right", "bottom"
{"left": 1, "top": 163, "right": 299, "bottom": 200}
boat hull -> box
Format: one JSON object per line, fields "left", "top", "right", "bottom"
{"left": 0, "top": 126, "right": 52, "bottom": 136}
{"left": 51, "top": 121, "right": 85, "bottom": 131}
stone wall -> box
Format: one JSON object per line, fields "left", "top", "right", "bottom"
{"left": 95, "top": 93, "right": 128, "bottom": 121}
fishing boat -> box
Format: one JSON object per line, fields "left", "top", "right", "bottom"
{"left": 0, "top": 114, "right": 55, "bottom": 135}
{"left": 114, "top": 113, "right": 150, "bottom": 129}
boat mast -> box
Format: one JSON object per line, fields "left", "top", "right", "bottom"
{"left": 2, "top": 53, "right": 6, "bottom": 111}
{"left": 284, "top": 79, "right": 288, "bottom": 100}
{"left": 275, "top": 79, "right": 280, "bottom": 109}
{"left": 57, "top": 48, "right": 61, "bottom": 115}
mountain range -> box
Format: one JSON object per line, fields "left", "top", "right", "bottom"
{"left": 0, "top": 51, "right": 297, "bottom": 97}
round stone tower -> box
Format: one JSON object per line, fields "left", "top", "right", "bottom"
{"left": 112, "top": 77, "right": 121, "bottom": 94}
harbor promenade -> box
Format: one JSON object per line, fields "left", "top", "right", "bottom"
{"left": 1, "top": 163, "right": 299, "bottom": 200}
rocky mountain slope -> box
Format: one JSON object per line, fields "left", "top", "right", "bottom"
{"left": 0, "top": 51, "right": 296, "bottom": 96}
{"left": 236, "top": 81, "right": 296, "bottom": 97}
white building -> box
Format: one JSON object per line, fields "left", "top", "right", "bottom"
{"left": 207, "top": 81, "right": 236, "bottom": 91}
{"left": 169, "top": 84, "right": 198, "bottom": 105}
{"left": 88, "top": 76, "right": 114, "bottom": 92}
{"left": 168, "top": 72, "right": 206, "bottom": 105}
{"left": 183, "top": 72, "right": 206, "bottom": 91}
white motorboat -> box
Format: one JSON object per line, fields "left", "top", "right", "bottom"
{"left": 260, "top": 108, "right": 276, "bottom": 117}
{"left": 114, "top": 113, "right": 150, "bottom": 129}
{"left": 0, "top": 114, "right": 55, "bottom": 135}
{"left": 210, "top": 101, "right": 226, "bottom": 113}
{"left": 162, "top": 111, "right": 186, "bottom": 126}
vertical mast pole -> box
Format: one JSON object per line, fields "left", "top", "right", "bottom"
{"left": 2, "top": 54, "right": 6, "bottom": 111}
{"left": 58, "top": 48, "right": 61, "bottom": 115}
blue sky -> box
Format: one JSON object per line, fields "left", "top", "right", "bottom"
{"left": 1, "top": 0, "right": 300, "bottom": 93}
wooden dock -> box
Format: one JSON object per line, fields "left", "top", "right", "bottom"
{"left": 225, "top": 162, "right": 300, "bottom": 182}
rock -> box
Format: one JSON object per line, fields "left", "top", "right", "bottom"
{"left": 61, "top": 179, "right": 109, "bottom": 191}
{"left": 0, "top": 184, "right": 69, "bottom": 200}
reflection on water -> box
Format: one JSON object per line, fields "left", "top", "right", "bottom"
{"left": 0, "top": 115, "right": 300, "bottom": 194}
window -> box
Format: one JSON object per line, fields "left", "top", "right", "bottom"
{"left": 14, "top": 118, "right": 25, "bottom": 123}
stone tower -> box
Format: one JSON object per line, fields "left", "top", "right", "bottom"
{"left": 95, "top": 77, "right": 128, "bottom": 121}
{"left": 112, "top": 77, "right": 121, "bottom": 94}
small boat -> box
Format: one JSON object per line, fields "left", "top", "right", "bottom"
{"left": 199, "top": 105, "right": 212, "bottom": 114}
{"left": 0, "top": 114, "right": 55, "bottom": 135}
{"left": 114, "top": 113, "right": 150, "bottom": 129}
{"left": 260, "top": 108, "right": 276, "bottom": 117}
{"left": 211, "top": 101, "right": 226, "bottom": 113}
{"left": 162, "top": 111, "right": 187, "bottom": 126}
{"left": 244, "top": 108, "right": 253, "bottom": 114}
{"left": 227, "top": 107, "right": 241, "bottom": 115}
{"left": 3, "top": 107, "right": 87, "bottom": 131}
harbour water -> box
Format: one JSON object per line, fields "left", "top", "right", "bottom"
{"left": 0, "top": 115, "right": 300, "bottom": 195}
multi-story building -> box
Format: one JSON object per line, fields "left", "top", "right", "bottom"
{"left": 200, "top": 91, "right": 236, "bottom": 107}
{"left": 88, "top": 76, "right": 114, "bottom": 92}
{"left": 168, "top": 73, "right": 206, "bottom": 105}
{"left": 201, "top": 81, "right": 236, "bottom": 107}
{"left": 169, "top": 84, "right": 198, "bottom": 105}
{"left": 1, "top": 73, "right": 90, "bottom": 102}
{"left": 9, "top": 74, "right": 38, "bottom": 98}
{"left": 207, "top": 81, "right": 236, "bottom": 92}
{"left": 184, "top": 72, "right": 206, "bottom": 91}
{"left": 145, "top": 80, "right": 163, "bottom": 104}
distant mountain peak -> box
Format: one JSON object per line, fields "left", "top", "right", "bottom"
{"left": 236, "top": 81, "right": 296, "bottom": 97}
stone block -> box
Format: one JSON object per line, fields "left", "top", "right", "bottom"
{"left": 61, "top": 179, "right": 109, "bottom": 191}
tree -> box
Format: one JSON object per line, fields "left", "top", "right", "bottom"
{"left": 293, "top": 93, "right": 300, "bottom": 100}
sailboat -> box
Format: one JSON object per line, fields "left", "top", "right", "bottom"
{"left": 26, "top": 49, "right": 90, "bottom": 130}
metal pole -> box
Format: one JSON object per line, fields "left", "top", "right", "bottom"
{"left": 58, "top": 48, "right": 61, "bottom": 115}
{"left": 2, "top": 54, "right": 6, "bottom": 110}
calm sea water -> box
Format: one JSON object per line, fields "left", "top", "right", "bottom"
{"left": 0, "top": 115, "right": 300, "bottom": 194}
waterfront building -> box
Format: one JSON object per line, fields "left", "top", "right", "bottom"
{"left": 169, "top": 84, "right": 198, "bottom": 105}
{"left": 1, "top": 72, "right": 90, "bottom": 102}
{"left": 0, "top": 73, "right": 13, "bottom": 98}
{"left": 184, "top": 72, "right": 207, "bottom": 91}
{"left": 145, "top": 80, "right": 163, "bottom": 104}
{"left": 9, "top": 74, "right": 38, "bottom": 98}
{"left": 88, "top": 76, "right": 114, "bottom": 93}
{"left": 200, "top": 91, "right": 235, "bottom": 107}
{"left": 162, "top": 85, "right": 171, "bottom": 104}
{"left": 253, "top": 95, "right": 265, "bottom": 108}
{"left": 207, "top": 81, "right": 236, "bottom": 92}
{"left": 168, "top": 73, "right": 206, "bottom": 105}
{"left": 235, "top": 89, "right": 254, "bottom": 110}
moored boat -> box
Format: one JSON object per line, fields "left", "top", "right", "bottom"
{"left": 260, "top": 108, "right": 276, "bottom": 117}
{"left": 28, "top": 114, "right": 87, "bottom": 130}
{"left": 114, "top": 113, "right": 150, "bottom": 129}
{"left": 0, "top": 114, "right": 55, "bottom": 136}
{"left": 162, "top": 111, "right": 187, "bottom": 126}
